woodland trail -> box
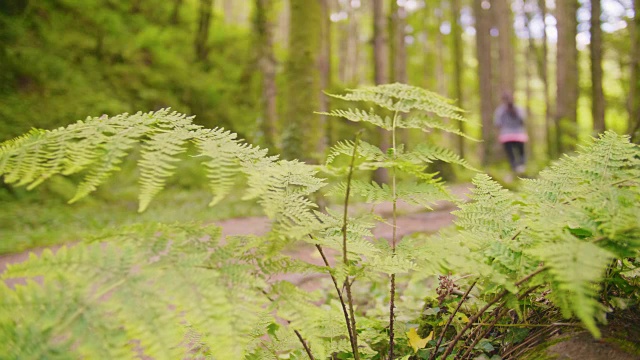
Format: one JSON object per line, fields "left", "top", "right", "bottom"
{"left": 0, "top": 184, "right": 473, "bottom": 283}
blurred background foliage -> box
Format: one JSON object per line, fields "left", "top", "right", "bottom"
{"left": 0, "top": 0, "right": 638, "bottom": 254}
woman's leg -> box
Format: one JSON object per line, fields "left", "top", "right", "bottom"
{"left": 503, "top": 142, "right": 517, "bottom": 170}
{"left": 514, "top": 142, "right": 526, "bottom": 174}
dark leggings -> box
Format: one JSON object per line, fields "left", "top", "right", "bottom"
{"left": 503, "top": 141, "right": 525, "bottom": 171}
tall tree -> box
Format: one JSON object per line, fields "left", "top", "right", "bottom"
{"left": 555, "top": 0, "right": 579, "bottom": 152}
{"left": 319, "top": 0, "right": 332, "bottom": 147}
{"left": 537, "top": 0, "right": 554, "bottom": 158}
{"left": 339, "top": 2, "right": 361, "bottom": 84}
{"left": 195, "top": 0, "right": 214, "bottom": 62}
{"left": 493, "top": 0, "right": 516, "bottom": 94}
{"left": 254, "top": 0, "right": 278, "bottom": 152}
{"left": 590, "top": 0, "right": 605, "bottom": 134}
{"left": 282, "top": 0, "right": 322, "bottom": 162}
{"left": 373, "top": 0, "right": 389, "bottom": 184}
{"left": 629, "top": 0, "right": 640, "bottom": 141}
{"left": 451, "top": 0, "right": 465, "bottom": 157}
{"left": 170, "top": 0, "right": 183, "bottom": 24}
{"left": 474, "top": 0, "right": 494, "bottom": 165}
{"left": 388, "top": 0, "right": 407, "bottom": 84}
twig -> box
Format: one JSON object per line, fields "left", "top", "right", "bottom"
{"left": 440, "top": 266, "right": 546, "bottom": 359}
{"left": 430, "top": 281, "right": 477, "bottom": 360}
{"left": 458, "top": 286, "right": 540, "bottom": 360}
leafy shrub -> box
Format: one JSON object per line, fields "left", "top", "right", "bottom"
{"left": 1, "top": 84, "right": 639, "bottom": 359}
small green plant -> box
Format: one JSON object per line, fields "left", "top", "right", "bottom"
{"left": 1, "top": 84, "right": 639, "bottom": 359}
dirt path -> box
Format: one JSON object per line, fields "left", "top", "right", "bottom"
{"left": 0, "top": 184, "right": 471, "bottom": 276}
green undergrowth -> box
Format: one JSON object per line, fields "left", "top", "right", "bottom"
{"left": 1, "top": 84, "right": 639, "bottom": 359}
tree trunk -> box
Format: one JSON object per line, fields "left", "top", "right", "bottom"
{"left": 170, "top": 0, "right": 183, "bottom": 25}
{"left": 493, "top": 0, "right": 516, "bottom": 94}
{"left": 373, "top": 0, "right": 389, "bottom": 184}
{"left": 524, "top": 2, "right": 535, "bottom": 164}
{"left": 555, "top": 0, "right": 579, "bottom": 152}
{"left": 590, "top": 0, "right": 605, "bottom": 134}
{"left": 254, "top": 0, "right": 278, "bottom": 152}
{"left": 388, "top": 0, "right": 407, "bottom": 84}
{"left": 538, "top": 0, "right": 555, "bottom": 158}
{"left": 451, "top": 0, "right": 465, "bottom": 158}
{"left": 628, "top": 0, "right": 640, "bottom": 142}
{"left": 474, "top": 0, "right": 494, "bottom": 165}
{"left": 195, "top": 0, "right": 214, "bottom": 62}
{"left": 282, "top": 0, "right": 322, "bottom": 162}
{"left": 319, "top": 0, "right": 331, "bottom": 151}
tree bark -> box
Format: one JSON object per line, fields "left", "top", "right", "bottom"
{"left": 388, "top": 0, "right": 407, "bottom": 84}
{"left": 538, "top": 0, "right": 555, "bottom": 158}
{"left": 451, "top": 0, "right": 465, "bottom": 157}
{"left": 555, "top": 0, "right": 579, "bottom": 152}
{"left": 493, "top": 0, "right": 516, "bottom": 94}
{"left": 170, "top": 0, "right": 183, "bottom": 25}
{"left": 373, "top": 0, "right": 389, "bottom": 184}
{"left": 628, "top": 0, "right": 640, "bottom": 142}
{"left": 319, "top": 0, "right": 331, "bottom": 151}
{"left": 474, "top": 0, "right": 494, "bottom": 165}
{"left": 195, "top": 0, "right": 214, "bottom": 62}
{"left": 254, "top": 0, "right": 278, "bottom": 152}
{"left": 590, "top": 0, "right": 606, "bottom": 134}
{"left": 282, "top": 0, "right": 322, "bottom": 162}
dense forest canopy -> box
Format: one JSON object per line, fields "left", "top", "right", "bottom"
{"left": 1, "top": 0, "right": 638, "bottom": 168}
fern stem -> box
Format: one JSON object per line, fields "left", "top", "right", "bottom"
{"left": 471, "top": 322, "right": 579, "bottom": 328}
{"left": 294, "top": 329, "right": 316, "bottom": 360}
{"left": 430, "top": 281, "right": 477, "bottom": 360}
{"left": 440, "top": 266, "right": 545, "bottom": 359}
{"left": 313, "top": 242, "right": 357, "bottom": 355}
{"left": 388, "top": 109, "right": 400, "bottom": 360}
{"left": 341, "top": 131, "right": 362, "bottom": 360}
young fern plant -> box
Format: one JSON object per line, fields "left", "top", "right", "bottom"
{"left": 319, "top": 83, "right": 479, "bottom": 358}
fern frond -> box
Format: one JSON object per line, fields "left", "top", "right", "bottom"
{"left": 317, "top": 108, "right": 393, "bottom": 130}
{"left": 396, "top": 114, "right": 478, "bottom": 140}
{"left": 325, "top": 83, "right": 466, "bottom": 121}
{"left": 0, "top": 223, "right": 273, "bottom": 359}
{"left": 138, "top": 128, "right": 194, "bottom": 212}
{"left": 528, "top": 237, "right": 614, "bottom": 337}
{"left": 399, "top": 143, "right": 480, "bottom": 172}
{"left": 326, "top": 139, "right": 387, "bottom": 166}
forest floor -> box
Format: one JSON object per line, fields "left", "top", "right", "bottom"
{"left": 0, "top": 183, "right": 473, "bottom": 276}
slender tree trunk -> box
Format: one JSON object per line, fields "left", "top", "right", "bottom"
{"left": 494, "top": 0, "right": 516, "bottom": 94}
{"left": 474, "top": 0, "right": 494, "bottom": 165}
{"left": 555, "top": 0, "right": 579, "bottom": 152}
{"left": 451, "top": 0, "right": 464, "bottom": 157}
{"left": 628, "top": 0, "right": 640, "bottom": 142}
{"left": 282, "top": 0, "right": 322, "bottom": 162}
{"left": 170, "top": 0, "right": 183, "bottom": 24}
{"left": 524, "top": 2, "right": 535, "bottom": 163}
{"left": 590, "top": 0, "right": 605, "bottom": 134}
{"left": 195, "top": 0, "right": 214, "bottom": 62}
{"left": 388, "top": 0, "right": 410, "bottom": 148}
{"left": 538, "top": 0, "right": 554, "bottom": 158}
{"left": 255, "top": 0, "right": 278, "bottom": 152}
{"left": 373, "top": 0, "right": 390, "bottom": 184}
{"left": 389, "top": 0, "right": 407, "bottom": 84}
{"left": 320, "top": 0, "right": 332, "bottom": 148}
